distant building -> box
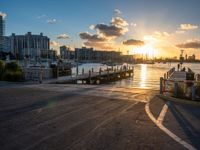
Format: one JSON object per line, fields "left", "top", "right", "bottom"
{"left": 3, "top": 36, "right": 11, "bottom": 52}
{"left": 188, "top": 54, "right": 196, "bottom": 61}
{"left": 0, "top": 15, "right": 5, "bottom": 52}
{"left": 74, "top": 47, "right": 123, "bottom": 63}
{"left": 40, "top": 49, "right": 57, "bottom": 60}
{"left": 60, "top": 46, "right": 71, "bottom": 59}
{"left": 75, "top": 47, "right": 94, "bottom": 62}
{"left": 9, "top": 32, "right": 50, "bottom": 59}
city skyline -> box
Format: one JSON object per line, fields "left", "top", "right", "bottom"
{"left": 1, "top": 0, "right": 200, "bottom": 58}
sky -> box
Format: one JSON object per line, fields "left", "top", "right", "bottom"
{"left": 0, "top": 0, "right": 200, "bottom": 58}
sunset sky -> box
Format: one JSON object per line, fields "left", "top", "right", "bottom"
{"left": 1, "top": 0, "right": 200, "bottom": 58}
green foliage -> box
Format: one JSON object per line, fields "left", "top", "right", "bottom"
{"left": 5, "top": 62, "right": 21, "bottom": 72}
{"left": 0, "top": 61, "right": 23, "bottom": 82}
{"left": 0, "top": 60, "right": 5, "bottom": 80}
{"left": 3, "top": 71, "right": 23, "bottom": 81}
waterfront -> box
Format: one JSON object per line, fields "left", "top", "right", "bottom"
{"left": 72, "top": 63, "right": 200, "bottom": 89}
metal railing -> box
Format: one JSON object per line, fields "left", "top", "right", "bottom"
{"left": 160, "top": 77, "right": 200, "bottom": 100}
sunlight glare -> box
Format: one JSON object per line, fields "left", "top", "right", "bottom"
{"left": 140, "top": 64, "right": 147, "bottom": 88}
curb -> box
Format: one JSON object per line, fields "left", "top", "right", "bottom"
{"left": 157, "top": 94, "right": 200, "bottom": 107}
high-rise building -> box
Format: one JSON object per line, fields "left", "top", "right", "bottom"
{"left": 0, "top": 15, "right": 5, "bottom": 52}
{"left": 60, "top": 45, "right": 70, "bottom": 59}
{"left": 9, "top": 32, "right": 50, "bottom": 59}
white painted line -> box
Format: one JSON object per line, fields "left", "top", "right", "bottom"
{"left": 157, "top": 103, "right": 169, "bottom": 124}
{"left": 145, "top": 103, "right": 197, "bottom": 150}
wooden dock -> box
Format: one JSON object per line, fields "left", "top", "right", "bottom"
{"left": 48, "top": 67, "right": 134, "bottom": 84}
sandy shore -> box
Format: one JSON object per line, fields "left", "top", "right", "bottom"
{"left": 0, "top": 83, "right": 199, "bottom": 150}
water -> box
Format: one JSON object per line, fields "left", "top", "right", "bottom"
{"left": 72, "top": 63, "right": 200, "bottom": 90}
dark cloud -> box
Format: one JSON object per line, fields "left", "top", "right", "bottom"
{"left": 176, "top": 41, "right": 200, "bottom": 49}
{"left": 123, "top": 39, "right": 144, "bottom": 46}
{"left": 79, "top": 32, "right": 113, "bottom": 49}
{"left": 79, "top": 16, "right": 129, "bottom": 49}
{"left": 79, "top": 32, "right": 107, "bottom": 42}
{"left": 95, "top": 24, "right": 128, "bottom": 37}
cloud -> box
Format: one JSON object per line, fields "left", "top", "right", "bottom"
{"left": 176, "top": 40, "right": 200, "bottom": 49}
{"left": 175, "top": 30, "right": 185, "bottom": 34}
{"left": 0, "top": 12, "right": 7, "bottom": 18}
{"left": 111, "top": 17, "right": 129, "bottom": 27}
{"left": 153, "top": 31, "right": 170, "bottom": 38}
{"left": 180, "top": 24, "right": 198, "bottom": 30}
{"left": 95, "top": 23, "right": 128, "bottom": 38}
{"left": 114, "top": 9, "right": 122, "bottom": 15}
{"left": 123, "top": 39, "right": 144, "bottom": 46}
{"left": 79, "top": 32, "right": 115, "bottom": 49}
{"left": 130, "top": 23, "right": 137, "bottom": 27}
{"left": 57, "top": 34, "right": 70, "bottom": 39}
{"left": 50, "top": 41, "right": 60, "bottom": 47}
{"left": 79, "top": 32, "right": 107, "bottom": 42}
{"left": 79, "top": 16, "right": 129, "bottom": 50}
{"left": 36, "top": 14, "right": 46, "bottom": 19}
{"left": 89, "top": 24, "right": 95, "bottom": 30}
{"left": 47, "top": 19, "right": 57, "bottom": 24}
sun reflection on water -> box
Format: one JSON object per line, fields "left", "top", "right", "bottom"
{"left": 140, "top": 64, "right": 147, "bottom": 88}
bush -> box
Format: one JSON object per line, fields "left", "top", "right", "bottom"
{"left": 5, "top": 62, "right": 21, "bottom": 72}
{"left": 1, "top": 62, "right": 23, "bottom": 82}
{"left": 0, "top": 60, "right": 5, "bottom": 80}
{"left": 3, "top": 71, "right": 23, "bottom": 82}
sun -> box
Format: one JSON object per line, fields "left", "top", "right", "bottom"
{"left": 131, "top": 44, "right": 155, "bottom": 59}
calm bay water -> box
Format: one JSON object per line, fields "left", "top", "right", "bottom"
{"left": 72, "top": 63, "right": 200, "bottom": 89}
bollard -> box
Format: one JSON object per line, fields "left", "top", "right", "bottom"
{"left": 174, "top": 82, "right": 178, "bottom": 97}
{"left": 160, "top": 77, "right": 163, "bottom": 94}
{"left": 191, "top": 85, "right": 196, "bottom": 100}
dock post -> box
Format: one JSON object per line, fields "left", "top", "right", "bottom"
{"left": 174, "top": 82, "right": 178, "bottom": 97}
{"left": 191, "top": 85, "right": 196, "bottom": 100}
{"left": 107, "top": 69, "right": 109, "bottom": 81}
{"left": 164, "top": 73, "right": 166, "bottom": 79}
{"left": 160, "top": 77, "right": 163, "bottom": 94}
{"left": 92, "top": 68, "right": 94, "bottom": 74}
{"left": 99, "top": 67, "right": 102, "bottom": 75}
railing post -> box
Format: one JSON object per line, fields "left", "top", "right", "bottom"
{"left": 191, "top": 85, "right": 196, "bottom": 100}
{"left": 92, "top": 68, "right": 94, "bottom": 74}
{"left": 174, "top": 82, "right": 178, "bottom": 97}
{"left": 160, "top": 77, "right": 163, "bottom": 94}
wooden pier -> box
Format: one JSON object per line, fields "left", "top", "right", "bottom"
{"left": 49, "top": 66, "right": 134, "bottom": 84}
